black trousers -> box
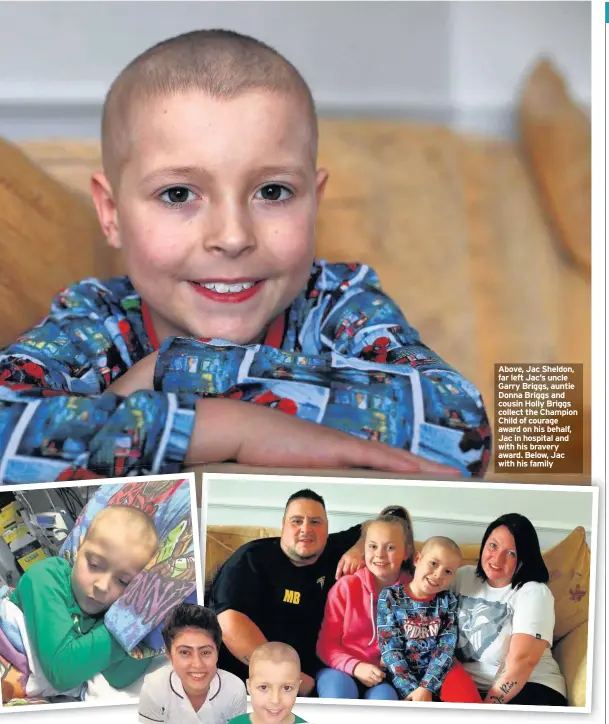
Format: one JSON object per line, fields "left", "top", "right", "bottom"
{"left": 507, "top": 682, "right": 568, "bottom": 706}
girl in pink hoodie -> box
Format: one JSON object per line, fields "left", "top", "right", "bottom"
{"left": 315, "top": 506, "right": 414, "bottom": 700}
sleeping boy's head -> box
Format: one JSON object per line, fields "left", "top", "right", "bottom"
{"left": 71, "top": 505, "right": 158, "bottom": 615}
{"left": 409, "top": 536, "right": 462, "bottom": 599}
{"left": 247, "top": 642, "right": 301, "bottom": 724}
{"left": 92, "top": 29, "right": 328, "bottom": 347}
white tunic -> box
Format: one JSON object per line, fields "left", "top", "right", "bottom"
{"left": 138, "top": 663, "right": 246, "bottom": 724}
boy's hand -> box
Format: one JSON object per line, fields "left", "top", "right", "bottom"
{"left": 107, "top": 352, "right": 159, "bottom": 396}
{"left": 299, "top": 673, "right": 316, "bottom": 696}
{"left": 187, "top": 398, "right": 459, "bottom": 475}
{"left": 406, "top": 686, "right": 433, "bottom": 702}
{"left": 353, "top": 662, "right": 386, "bottom": 688}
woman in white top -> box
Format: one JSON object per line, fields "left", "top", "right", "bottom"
{"left": 138, "top": 603, "right": 247, "bottom": 723}
{"left": 452, "top": 514, "right": 567, "bottom": 706}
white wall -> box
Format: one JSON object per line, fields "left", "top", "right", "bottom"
{"left": 204, "top": 475, "right": 596, "bottom": 551}
{"left": 0, "top": 1, "right": 590, "bottom": 139}
{"left": 450, "top": 1, "right": 591, "bottom": 133}
{"left": 0, "top": 2, "right": 451, "bottom": 108}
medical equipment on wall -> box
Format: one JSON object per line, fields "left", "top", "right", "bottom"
{"left": 0, "top": 486, "right": 94, "bottom": 583}
{"left": 14, "top": 491, "right": 75, "bottom": 557}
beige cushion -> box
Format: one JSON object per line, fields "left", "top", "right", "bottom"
{"left": 205, "top": 525, "right": 281, "bottom": 583}
{"left": 0, "top": 136, "right": 109, "bottom": 347}
{"left": 519, "top": 59, "right": 591, "bottom": 274}
{"left": 553, "top": 621, "right": 588, "bottom": 707}
{"left": 544, "top": 526, "right": 591, "bottom": 641}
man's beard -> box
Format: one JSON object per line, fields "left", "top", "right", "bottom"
{"left": 284, "top": 544, "right": 319, "bottom": 565}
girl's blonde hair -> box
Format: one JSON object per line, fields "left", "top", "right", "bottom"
{"left": 361, "top": 505, "right": 415, "bottom": 574}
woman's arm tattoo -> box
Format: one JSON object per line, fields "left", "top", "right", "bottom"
{"left": 488, "top": 681, "right": 517, "bottom": 704}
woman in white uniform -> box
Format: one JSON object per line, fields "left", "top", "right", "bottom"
{"left": 138, "top": 604, "right": 247, "bottom": 723}
{"left": 452, "top": 513, "right": 567, "bottom": 706}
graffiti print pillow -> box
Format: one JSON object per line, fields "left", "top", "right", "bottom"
{"left": 59, "top": 479, "right": 196, "bottom": 656}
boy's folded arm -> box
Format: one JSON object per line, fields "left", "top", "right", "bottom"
{"left": 0, "top": 281, "right": 196, "bottom": 482}
{"left": 376, "top": 590, "right": 419, "bottom": 698}
{"left": 0, "top": 382, "right": 195, "bottom": 482}
{"left": 12, "top": 559, "right": 128, "bottom": 692}
{"left": 0, "top": 337, "right": 194, "bottom": 483}
{"left": 320, "top": 265, "right": 492, "bottom": 476}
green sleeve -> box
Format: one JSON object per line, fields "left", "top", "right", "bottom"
{"left": 10, "top": 557, "right": 127, "bottom": 692}
{"left": 103, "top": 654, "right": 153, "bottom": 688}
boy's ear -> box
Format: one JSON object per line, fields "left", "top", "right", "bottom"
{"left": 246, "top": 678, "right": 250, "bottom": 695}
{"left": 91, "top": 171, "right": 122, "bottom": 250}
{"left": 314, "top": 168, "right": 329, "bottom": 206}
{"left": 413, "top": 551, "right": 421, "bottom": 566}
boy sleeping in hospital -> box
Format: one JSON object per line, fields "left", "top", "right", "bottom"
{"left": 2, "top": 505, "right": 158, "bottom": 698}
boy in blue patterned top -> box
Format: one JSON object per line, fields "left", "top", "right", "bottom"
{"left": 378, "top": 536, "right": 482, "bottom": 703}
{"left": 0, "top": 29, "right": 490, "bottom": 484}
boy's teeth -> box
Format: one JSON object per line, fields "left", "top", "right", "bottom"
{"left": 201, "top": 281, "right": 255, "bottom": 293}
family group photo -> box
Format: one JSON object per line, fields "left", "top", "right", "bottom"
{"left": 203, "top": 474, "right": 596, "bottom": 716}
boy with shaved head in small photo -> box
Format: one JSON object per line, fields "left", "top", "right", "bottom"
{"left": 229, "top": 642, "right": 307, "bottom": 724}
{"left": 6, "top": 505, "right": 158, "bottom": 696}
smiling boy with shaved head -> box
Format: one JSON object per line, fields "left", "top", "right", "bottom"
{"left": 230, "top": 642, "right": 306, "bottom": 724}
{"left": 0, "top": 28, "right": 489, "bottom": 483}
{"left": 377, "top": 536, "right": 482, "bottom": 704}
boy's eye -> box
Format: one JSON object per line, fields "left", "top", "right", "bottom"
{"left": 283, "top": 685, "right": 294, "bottom": 692}
{"left": 258, "top": 685, "right": 268, "bottom": 692}
{"left": 159, "top": 186, "right": 196, "bottom": 205}
{"left": 118, "top": 579, "right": 130, "bottom": 587}
{"left": 256, "top": 184, "right": 292, "bottom": 202}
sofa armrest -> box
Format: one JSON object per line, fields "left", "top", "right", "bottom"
{"left": 553, "top": 621, "right": 588, "bottom": 707}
